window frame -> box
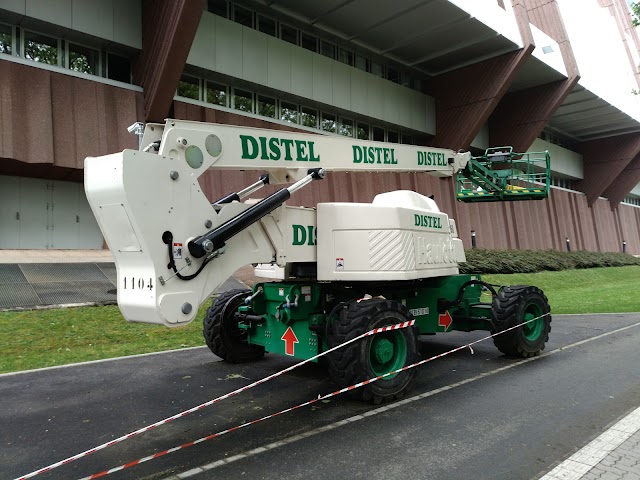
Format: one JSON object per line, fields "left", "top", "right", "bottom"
{"left": 280, "top": 23, "right": 298, "bottom": 45}
{"left": 232, "top": 87, "right": 254, "bottom": 113}
{"left": 0, "top": 22, "right": 15, "bottom": 56}
{"left": 232, "top": 4, "right": 254, "bottom": 28}
{"left": 280, "top": 100, "right": 299, "bottom": 124}
{"left": 21, "top": 28, "right": 61, "bottom": 67}
{"left": 338, "top": 117, "right": 355, "bottom": 137}
{"left": 205, "top": 80, "right": 228, "bottom": 107}
{"left": 300, "top": 106, "right": 318, "bottom": 128}
{"left": 105, "top": 51, "right": 133, "bottom": 84}
{"left": 65, "top": 40, "right": 102, "bottom": 76}
{"left": 257, "top": 14, "right": 277, "bottom": 37}
{"left": 207, "top": 0, "right": 228, "bottom": 17}
{"left": 177, "top": 74, "right": 202, "bottom": 101}
{"left": 257, "top": 94, "right": 277, "bottom": 118}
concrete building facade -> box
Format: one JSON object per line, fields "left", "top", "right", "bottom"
{"left": 1, "top": 0, "right": 640, "bottom": 253}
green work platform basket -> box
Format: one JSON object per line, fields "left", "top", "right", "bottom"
{"left": 455, "top": 147, "right": 550, "bottom": 203}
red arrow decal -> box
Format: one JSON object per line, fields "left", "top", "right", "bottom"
{"left": 281, "top": 327, "right": 299, "bottom": 356}
{"left": 438, "top": 310, "right": 453, "bottom": 331}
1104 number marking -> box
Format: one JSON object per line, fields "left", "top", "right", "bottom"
{"left": 123, "top": 277, "right": 154, "bottom": 291}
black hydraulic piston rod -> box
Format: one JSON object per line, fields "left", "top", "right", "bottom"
{"left": 189, "top": 168, "right": 324, "bottom": 258}
{"left": 212, "top": 174, "right": 270, "bottom": 206}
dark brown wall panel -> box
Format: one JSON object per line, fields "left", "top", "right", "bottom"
{"left": 602, "top": 154, "right": 640, "bottom": 206}
{"left": 0, "top": 59, "right": 142, "bottom": 171}
{"left": 490, "top": 79, "right": 578, "bottom": 152}
{"left": 425, "top": 46, "right": 533, "bottom": 150}
{"left": 576, "top": 133, "right": 640, "bottom": 205}
{"left": 135, "top": 0, "right": 205, "bottom": 122}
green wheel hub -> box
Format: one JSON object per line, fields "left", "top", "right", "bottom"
{"left": 368, "top": 331, "right": 407, "bottom": 378}
{"left": 522, "top": 302, "right": 544, "bottom": 341}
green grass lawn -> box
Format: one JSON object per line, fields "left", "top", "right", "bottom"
{"left": 483, "top": 265, "right": 640, "bottom": 315}
{"left": 1, "top": 266, "right": 639, "bottom": 374}
{"left": 0, "top": 303, "right": 208, "bottom": 374}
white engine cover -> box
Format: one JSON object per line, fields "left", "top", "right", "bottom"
{"left": 316, "top": 191, "right": 465, "bottom": 281}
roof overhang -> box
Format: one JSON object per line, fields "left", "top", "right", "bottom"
{"left": 262, "top": 0, "right": 522, "bottom": 75}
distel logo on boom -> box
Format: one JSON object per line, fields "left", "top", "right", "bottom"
{"left": 240, "top": 135, "right": 320, "bottom": 162}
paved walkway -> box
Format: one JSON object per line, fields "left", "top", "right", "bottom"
{"left": 541, "top": 407, "right": 640, "bottom": 480}
{"left": 0, "top": 249, "right": 113, "bottom": 263}
{"left": 0, "top": 250, "right": 248, "bottom": 309}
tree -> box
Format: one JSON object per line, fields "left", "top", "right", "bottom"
{"left": 632, "top": 2, "right": 640, "bottom": 26}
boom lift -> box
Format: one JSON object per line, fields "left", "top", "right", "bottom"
{"left": 85, "top": 120, "right": 552, "bottom": 403}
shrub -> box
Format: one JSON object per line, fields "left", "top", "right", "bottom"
{"left": 458, "top": 249, "right": 640, "bottom": 274}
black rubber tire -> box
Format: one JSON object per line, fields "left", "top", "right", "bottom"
{"left": 326, "top": 299, "right": 418, "bottom": 404}
{"left": 203, "top": 289, "right": 265, "bottom": 363}
{"left": 491, "top": 285, "right": 551, "bottom": 358}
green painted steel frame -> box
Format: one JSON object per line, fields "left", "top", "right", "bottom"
{"left": 243, "top": 275, "right": 494, "bottom": 362}
{"left": 455, "top": 147, "right": 551, "bottom": 202}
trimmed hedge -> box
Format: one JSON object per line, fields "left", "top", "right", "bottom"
{"left": 458, "top": 249, "right": 640, "bottom": 274}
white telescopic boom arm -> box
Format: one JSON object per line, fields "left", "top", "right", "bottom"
{"left": 140, "top": 119, "right": 470, "bottom": 183}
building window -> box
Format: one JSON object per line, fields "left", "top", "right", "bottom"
{"left": 206, "top": 81, "right": 227, "bottom": 106}
{"left": 357, "top": 122, "right": 370, "bottom": 140}
{"left": 106, "top": 52, "right": 131, "bottom": 83}
{"left": 400, "top": 71, "right": 411, "bottom": 87}
{"left": 177, "top": 75, "right": 201, "bottom": 100}
{"left": 280, "top": 101, "right": 298, "bottom": 123}
{"left": 371, "top": 61, "right": 384, "bottom": 78}
{"left": 355, "top": 54, "right": 368, "bottom": 72}
{"left": 301, "top": 107, "right": 317, "bottom": 128}
{"left": 208, "top": 0, "right": 228, "bottom": 17}
{"left": 280, "top": 24, "right": 298, "bottom": 45}
{"left": 232, "top": 4, "right": 253, "bottom": 28}
{"left": 339, "top": 48, "right": 353, "bottom": 66}
{"left": 301, "top": 32, "right": 317, "bottom": 52}
{"left": 387, "top": 66, "right": 400, "bottom": 83}
{"left": 372, "top": 126, "right": 385, "bottom": 142}
{"left": 339, "top": 118, "right": 354, "bottom": 137}
{"left": 321, "top": 112, "right": 337, "bottom": 133}
{"left": 172, "top": 73, "right": 421, "bottom": 146}
{"left": 320, "top": 40, "right": 336, "bottom": 59}
{"left": 233, "top": 89, "right": 253, "bottom": 112}
{"left": 23, "top": 30, "right": 59, "bottom": 66}
{"left": 68, "top": 43, "right": 100, "bottom": 75}
{"left": 258, "top": 95, "right": 276, "bottom": 118}
{"left": 257, "top": 15, "right": 276, "bottom": 36}
{"left": 0, "top": 23, "right": 12, "bottom": 55}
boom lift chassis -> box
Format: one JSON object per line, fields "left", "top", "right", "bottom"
{"left": 85, "top": 120, "right": 552, "bottom": 403}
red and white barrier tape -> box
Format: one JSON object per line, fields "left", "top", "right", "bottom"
{"left": 75, "top": 313, "right": 547, "bottom": 480}
{"left": 15, "top": 320, "right": 415, "bottom": 480}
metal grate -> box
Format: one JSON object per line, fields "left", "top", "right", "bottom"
{"left": 96, "top": 263, "right": 117, "bottom": 286}
{"left": 32, "top": 281, "right": 116, "bottom": 305}
{"left": 0, "top": 284, "right": 41, "bottom": 308}
{"left": 20, "top": 263, "right": 110, "bottom": 284}
{"left": 0, "top": 265, "right": 28, "bottom": 285}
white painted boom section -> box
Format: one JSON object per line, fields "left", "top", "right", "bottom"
{"left": 142, "top": 120, "right": 470, "bottom": 183}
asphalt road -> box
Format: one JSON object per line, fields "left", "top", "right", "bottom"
{"left": 2, "top": 313, "right": 640, "bottom": 480}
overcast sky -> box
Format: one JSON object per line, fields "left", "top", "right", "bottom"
{"left": 557, "top": 0, "right": 640, "bottom": 120}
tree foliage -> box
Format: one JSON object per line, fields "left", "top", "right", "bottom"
{"left": 632, "top": 2, "right": 640, "bottom": 27}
